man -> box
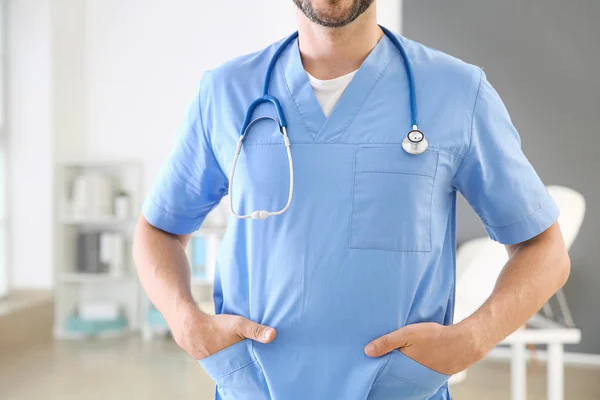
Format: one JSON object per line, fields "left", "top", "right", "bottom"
{"left": 133, "top": 1, "right": 570, "bottom": 399}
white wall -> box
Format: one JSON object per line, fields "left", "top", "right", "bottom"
{"left": 52, "top": 0, "right": 86, "bottom": 159}
{"left": 82, "top": 0, "right": 296, "bottom": 189}
{"left": 0, "top": 2, "right": 7, "bottom": 297}
{"left": 378, "top": 0, "right": 403, "bottom": 33}
{"left": 7, "top": 0, "right": 402, "bottom": 289}
{"left": 82, "top": 0, "right": 403, "bottom": 189}
{"left": 8, "top": 0, "right": 54, "bottom": 288}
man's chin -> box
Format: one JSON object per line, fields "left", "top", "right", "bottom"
{"left": 293, "top": 0, "right": 375, "bottom": 28}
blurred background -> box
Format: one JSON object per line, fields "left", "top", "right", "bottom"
{"left": 0, "top": 1, "right": 598, "bottom": 399}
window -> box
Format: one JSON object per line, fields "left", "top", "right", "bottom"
{"left": 0, "top": 0, "right": 7, "bottom": 297}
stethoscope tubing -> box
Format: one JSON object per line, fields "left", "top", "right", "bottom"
{"left": 230, "top": 26, "right": 427, "bottom": 220}
{"left": 229, "top": 118, "right": 294, "bottom": 220}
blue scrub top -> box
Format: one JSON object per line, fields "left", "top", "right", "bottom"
{"left": 143, "top": 32, "right": 559, "bottom": 400}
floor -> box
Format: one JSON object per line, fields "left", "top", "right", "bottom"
{"left": 0, "top": 291, "right": 54, "bottom": 354}
{"left": 2, "top": 336, "right": 599, "bottom": 400}
{"left": 0, "top": 290, "right": 53, "bottom": 317}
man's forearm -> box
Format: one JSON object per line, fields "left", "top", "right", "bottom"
{"left": 133, "top": 216, "right": 276, "bottom": 359}
{"left": 133, "top": 216, "right": 199, "bottom": 329}
{"left": 455, "top": 222, "right": 571, "bottom": 356}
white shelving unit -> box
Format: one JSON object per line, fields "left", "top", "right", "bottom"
{"left": 54, "top": 160, "right": 142, "bottom": 339}
{"left": 59, "top": 272, "right": 135, "bottom": 284}
{"left": 59, "top": 216, "right": 137, "bottom": 225}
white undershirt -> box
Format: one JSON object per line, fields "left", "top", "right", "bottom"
{"left": 306, "top": 70, "right": 358, "bottom": 117}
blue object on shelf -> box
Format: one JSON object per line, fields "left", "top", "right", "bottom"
{"left": 64, "top": 314, "right": 128, "bottom": 335}
{"left": 147, "top": 305, "right": 168, "bottom": 328}
{"left": 191, "top": 236, "right": 207, "bottom": 278}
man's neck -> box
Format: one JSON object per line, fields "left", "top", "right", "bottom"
{"left": 296, "top": 6, "right": 383, "bottom": 80}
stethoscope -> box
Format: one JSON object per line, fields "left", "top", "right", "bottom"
{"left": 229, "top": 26, "right": 427, "bottom": 220}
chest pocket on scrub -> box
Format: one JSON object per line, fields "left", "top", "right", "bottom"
{"left": 350, "top": 146, "right": 438, "bottom": 252}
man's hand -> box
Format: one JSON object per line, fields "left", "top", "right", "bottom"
{"left": 363, "top": 224, "right": 569, "bottom": 377}
{"left": 364, "top": 322, "right": 484, "bottom": 376}
{"left": 172, "top": 304, "right": 277, "bottom": 360}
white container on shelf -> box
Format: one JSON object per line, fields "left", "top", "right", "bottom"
{"left": 78, "top": 301, "right": 121, "bottom": 320}
{"left": 114, "top": 193, "right": 130, "bottom": 218}
{"left": 100, "top": 232, "right": 126, "bottom": 277}
{"left": 111, "top": 233, "right": 126, "bottom": 277}
{"left": 71, "top": 175, "right": 89, "bottom": 217}
{"left": 70, "top": 173, "right": 114, "bottom": 217}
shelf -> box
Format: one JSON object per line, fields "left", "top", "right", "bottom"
{"left": 60, "top": 272, "right": 134, "bottom": 284}
{"left": 60, "top": 215, "right": 137, "bottom": 225}
{"left": 55, "top": 160, "right": 143, "bottom": 340}
{"left": 54, "top": 327, "right": 132, "bottom": 340}
{"left": 58, "top": 159, "right": 141, "bottom": 168}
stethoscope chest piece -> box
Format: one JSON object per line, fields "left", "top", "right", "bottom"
{"left": 402, "top": 127, "right": 428, "bottom": 155}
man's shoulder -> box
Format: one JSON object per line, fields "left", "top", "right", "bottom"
{"left": 202, "top": 35, "right": 291, "bottom": 90}
{"left": 396, "top": 34, "right": 482, "bottom": 82}
{"left": 400, "top": 36, "right": 481, "bottom": 77}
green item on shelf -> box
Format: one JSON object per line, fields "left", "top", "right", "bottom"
{"left": 147, "top": 306, "right": 168, "bottom": 328}
{"left": 64, "top": 314, "right": 128, "bottom": 335}
{"left": 191, "top": 236, "right": 207, "bottom": 278}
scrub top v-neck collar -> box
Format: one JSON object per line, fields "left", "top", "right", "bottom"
{"left": 280, "top": 34, "right": 394, "bottom": 143}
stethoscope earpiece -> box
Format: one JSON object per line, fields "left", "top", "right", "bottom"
{"left": 402, "top": 126, "right": 429, "bottom": 155}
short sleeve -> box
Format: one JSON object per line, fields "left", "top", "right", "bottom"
{"left": 453, "top": 71, "right": 559, "bottom": 245}
{"left": 142, "top": 79, "right": 228, "bottom": 235}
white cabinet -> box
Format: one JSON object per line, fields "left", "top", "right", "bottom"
{"left": 54, "top": 160, "right": 141, "bottom": 339}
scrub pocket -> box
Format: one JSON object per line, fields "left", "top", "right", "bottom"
{"left": 198, "top": 339, "right": 271, "bottom": 400}
{"left": 350, "top": 147, "right": 438, "bottom": 252}
{"left": 368, "top": 350, "right": 450, "bottom": 400}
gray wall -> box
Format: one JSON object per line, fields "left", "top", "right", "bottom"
{"left": 403, "top": 0, "right": 600, "bottom": 354}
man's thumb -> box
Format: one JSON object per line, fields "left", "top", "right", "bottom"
{"left": 239, "top": 320, "right": 277, "bottom": 344}
{"left": 365, "top": 328, "right": 410, "bottom": 358}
